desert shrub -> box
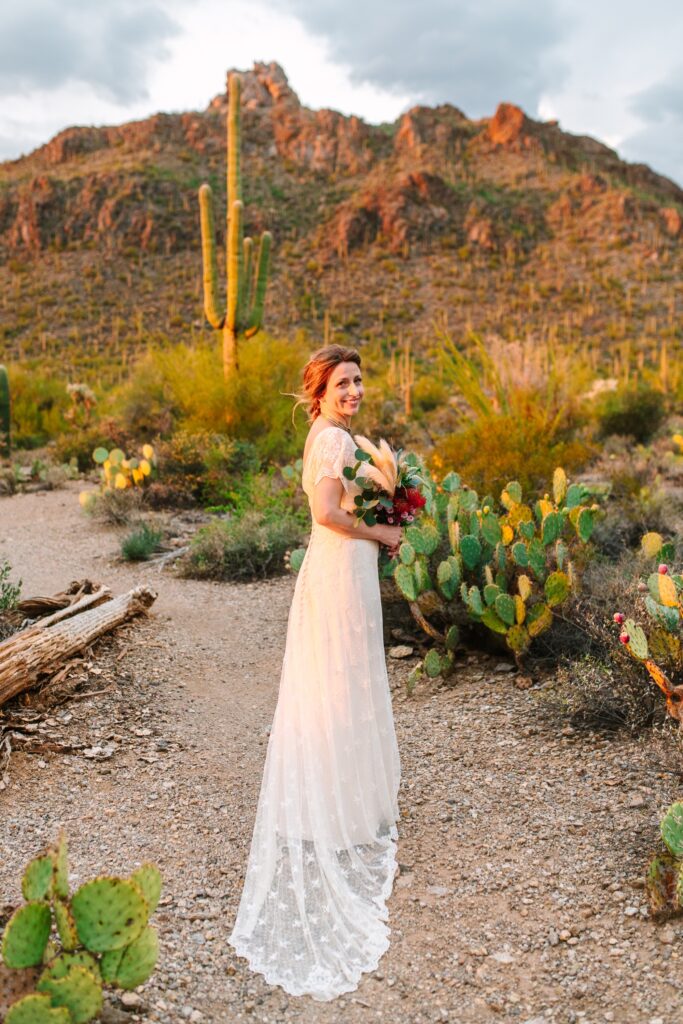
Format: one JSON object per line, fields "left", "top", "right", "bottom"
{"left": 110, "top": 332, "right": 310, "bottom": 462}
{"left": 180, "top": 509, "right": 305, "bottom": 581}
{"left": 0, "top": 558, "right": 21, "bottom": 611}
{"left": 434, "top": 407, "right": 594, "bottom": 494}
{"left": 597, "top": 384, "right": 667, "bottom": 444}
{"left": 50, "top": 417, "right": 134, "bottom": 471}
{"left": 535, "top": 553, "right": 666, "bottom": 731}
{"left": 8, "top": 363, "right": 70, "bottom": 448}
{"left": 432, "top": 329, "right": 595, "bottom": 493}
{"left": 121, "top": 522, "right": 164, "bottom": 561}
{"left": 154, "top": 430, "right": 261, "bottom": 506}
{"left": 82, "top": 487, "right": 146, "bottom": 526}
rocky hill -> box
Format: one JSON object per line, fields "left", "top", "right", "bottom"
{"left": 0, "top": 61, "right": 681, "bottom": 379}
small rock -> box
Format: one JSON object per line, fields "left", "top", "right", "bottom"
{"left": 628, "top": 793, "right": 646, "bottom": 808}
{"left": 491, "top": 950, "right": 515, "bottom": 963}
{"left": 120, "top": 992, "right": 144, "bottom": 1009}
{"left": 658, "top": 926, "right": 676, "bottom": 945}
{"left": 494, "top": 662, "right": 515, "bottom": 673}
{"left": 426, "top": 885, "right": 451, "bottom": 897}
{"left": 389, "top": 645, "right": 414, "bottom": 659}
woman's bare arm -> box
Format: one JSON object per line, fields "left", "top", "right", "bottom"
{"left": 312, "top": 476, "right": 388, "bottom": 542}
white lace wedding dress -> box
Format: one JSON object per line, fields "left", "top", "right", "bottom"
{"left": 228, "top": 425, "right": 401, "bottom": 1001}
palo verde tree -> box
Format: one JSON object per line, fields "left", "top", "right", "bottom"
{"left": 198, "top": 71, "right": 272, "bottom": 380}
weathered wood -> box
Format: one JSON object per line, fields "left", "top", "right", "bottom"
{"left": 0, "top": 586, "right": 157, "bottom": 707}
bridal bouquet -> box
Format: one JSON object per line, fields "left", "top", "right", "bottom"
{"left": 343, "top": 435, "right": 427, "bottom": 542}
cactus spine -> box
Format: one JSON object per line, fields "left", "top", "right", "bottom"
{"left": 0, "top": 364, "right": 10, "bottom": 457}
{"left": 198, "top": 72, "right": 272, "bottom": 380}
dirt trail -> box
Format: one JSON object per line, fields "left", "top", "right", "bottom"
{"left": 1, "top": 484, "right": 681, "bottom": 1024}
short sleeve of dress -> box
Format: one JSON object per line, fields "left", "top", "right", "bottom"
{"left": 311, "top": 428, "right": 356, "bottom": 493}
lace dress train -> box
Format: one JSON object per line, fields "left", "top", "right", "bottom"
{"left": 228, "top": 425, "right": 401, "bottom": 1001}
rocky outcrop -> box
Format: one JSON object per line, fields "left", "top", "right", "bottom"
{"left": 487, "top": 103, "right": 535, "bottom": 148}
{"left": 321, "top": 172, "right": 453, "bottom": 256}
{"left": 394, "top": 104, "right": 471, "bottom": 158}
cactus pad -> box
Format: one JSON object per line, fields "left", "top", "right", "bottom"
{"left": 480, "top": 608, "right": 507, "bottom": 634}
{"left": 646, "top": 853, "right": 680, "bottom": 914}
{"left": 459, "top": 535, "right": 481, "bottom": 570}
{"left": 501, "top": 481, "right": 522, "bottom": 507}
{"left": 21, "top": 858, "right": 54, "bottom": 903}
{"left": 644, "top": 596, "right": 680, "bottom": 633}
{"left": 541, "top": 512, "right": 562, "bottom": 545}
{"left": 544, "top": 571, "right": 570, "bottom": 608}
{"left": 436, "top": 558, "right": 459, "bottom": 599}
{"left": 517, "top": 575, "right": 532, "bottom": 601}
{"left": 99, "top": 947, "right": 125, "bottom": 984}
{"left": 399, "top": 542, "right": 416, "bottom": 565}
{"left": 129, "top": 865, "right": 162, "bottom": 916}
{"left": 648, "top": 572, "right": 678, "bottom": 608}
{"left": 481, "top": 514, "right": 501, "bottom": 546}
{"left": 49, "top": 831, "right": 69, "bottom": 902}
{"left": 661, "top": 802, "right": 683, "bottom": 859}
{"left": 519, "top": 520, "right": 535, "bottom": 541}
{"left": 494, "top": 593, "right": 515, "bottom": 626}
{"left": 2, "top": 903, "right": 52, "bottom": 969}
{"left": 526, "top": 603, "right": 553, "bottom": 638}
{"left": 424, "top": 650, "right": 442, "bottom": 678}
{"left": 445, "top": 624, "right": 460, "bottom": 651}
{"left": 553, "top": 467, "right": 567, "bottom": 505}
{"left": 71, "top": 878, "right": 148, "bottom": 953}
{"left": 288, "top": 548, "right": 306, "bottom": 573}
{"left": 107, "top": 925, "right": 160, "bottom": 990}
{"left": 511, "top": 542, "right": 529, "bottom": 567}
{"left": 41, "top": 952, "right": 100, "bottom": 983}
{"left": 53, "top": 898, "right": 78, "bottom": 953}
{"left": 37, "top": 966, "right": 102, "bottom": 1024}
{"left": 394, "top": 564, "right": 417, "bottom": 602}
{"left": 641, "top": 532, "right": 664, "bottom": 558}
{"left": 506, "top": 624, "right": 530, "bottom": 654}
{"left": 4, "top": 994, "right": 72, "bottom": 1024}
{"left": 623, "top": 619, "right": 648, "bottom": 661}
{"left": 576, "top": 508, "right": 594, "bottom": 543}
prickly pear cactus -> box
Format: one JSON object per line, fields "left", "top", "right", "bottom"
{"left": 1, "top": 832, "right": 162, "bottom": 1021}
{"left": 645, "top": 802, "right": 683, "bottom": 916}
{"left": 614, "top": 535, "right": 683, "bottom": 721}
{"left": 391, "top": 461, "right": 599, "bottom": 685}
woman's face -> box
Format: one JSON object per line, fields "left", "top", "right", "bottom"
{"left": 323, "top": 361, "right": 363, "bottom": 419}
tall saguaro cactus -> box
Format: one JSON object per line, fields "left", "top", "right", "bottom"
{"left": 0, "top": 365, "right": 10, "bottom": 458}
{"left": 198, "top": 72, "right": 272, "bottom": 380}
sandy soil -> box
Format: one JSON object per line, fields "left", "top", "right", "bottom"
{"left": 1, "top": 482, "right": 682, "bottom": 1024}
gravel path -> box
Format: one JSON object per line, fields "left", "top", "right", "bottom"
{"left": 1, "top": 483, "right": 682, "bottom": 1024}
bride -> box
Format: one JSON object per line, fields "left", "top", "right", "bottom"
{"left": 228, "top": 344, "right": 404, "bottom": 1001}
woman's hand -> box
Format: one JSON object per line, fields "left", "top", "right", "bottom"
{"left": 378, "top": 523, "right": 403, "bottom": 558}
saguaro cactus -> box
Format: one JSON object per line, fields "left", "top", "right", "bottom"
{"left": 0, "top": 364, "right": 10, "bottom": 457}
{"left": 198, "top": 72, "right": 272, "bottom": 380}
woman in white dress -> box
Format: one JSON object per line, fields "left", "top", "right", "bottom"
{"left": 228, "top": 344, "right": 403, "bottom": 1001}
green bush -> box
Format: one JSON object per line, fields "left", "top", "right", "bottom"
{"left": 121, "top": 523, "right": 164, "bottom": 561}
{"left": 181, "top": 509, "right": 305, "bottom": 581}
{"left": 8, "top": 363, "right": 70, "bottom": 448}
{"left": 0, "top": 558, "right": 21, "bottom": 610}
{"left": 154, "top": 430, "right": 261, "bottom": 506}
{"left": 597, "top": 385, "right": 667, "bottom": 444}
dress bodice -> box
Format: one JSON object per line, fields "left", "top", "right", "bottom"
{"left": 301, "top": 425, "right": 363, "bottom": 517}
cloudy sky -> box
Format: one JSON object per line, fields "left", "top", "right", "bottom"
{"left": 1, "top": 0, "right": 681, "bottom": 187}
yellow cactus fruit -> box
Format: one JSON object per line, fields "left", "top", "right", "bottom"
{"left": 140, "top": 459, "right": 152, "bottom": 476}
{"left": 518, "top": 575, "right": 532, "bottom": 601}
{"left": 142, "top": 443, "right": 154, "bottom": 460}
{"left": 538, "top": 498, "right": 554, "bottom": 520}
{"left": 501, "top": 523, "right": 514, "bottom": 545}
{"left": 114, "top": 472, "right": 128, "bottom": 489}
{"left": 673, "top": 434, "right": 683, "bottom": 452}
{"left": 132, "top": 468, "right": 144, "bottom": 485}
{"left": 641, "top": 532, "right": 664, "bottom": 558}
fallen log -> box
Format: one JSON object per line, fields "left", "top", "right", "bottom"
{"left": 0, "top": 586, "right": 157, "bottom": 708}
